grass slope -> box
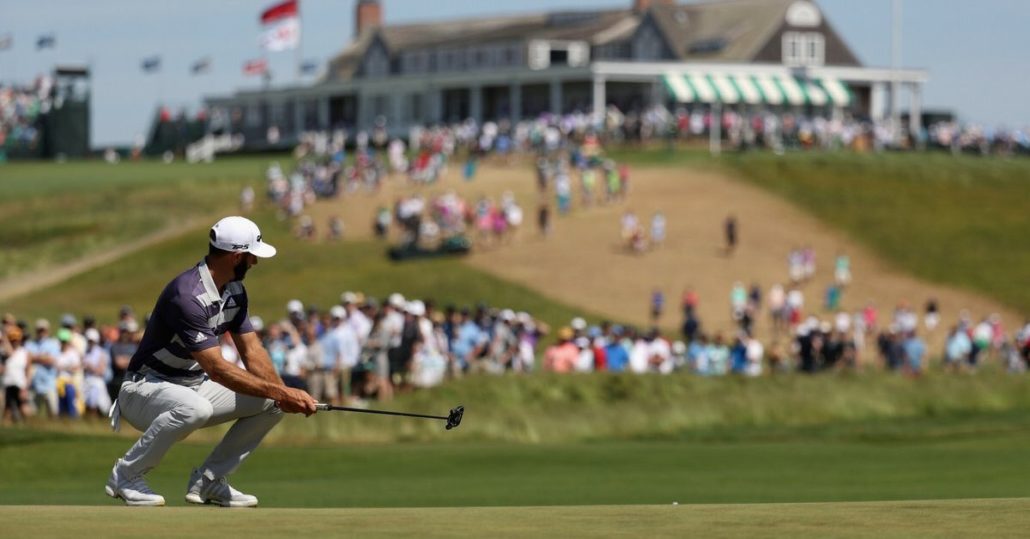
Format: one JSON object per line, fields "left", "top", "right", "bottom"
{"left": 1, "top": 209, "right": 590, "bottom": 334}
{"left": 4, "top": 500, "right": 1030, "bottom": 539}
{"left": 0, "top": 156, "right": 278, "bottom": 280}
{"left": 13, "top": 371, "right": 1030, "bottom": 445}
{"left": 719, "top": 152, "right": 1029, "bottom": 314}
{"left": 613, "top": 148, "right": 1030, "bottom": 313}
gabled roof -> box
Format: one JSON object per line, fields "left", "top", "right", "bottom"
{"left": 650, "top": 0, "right": 796, "bottom": 62}
{"left": 324, "top": 0, "right": 854, "bottom": 82}
{"left": 326, "top": 10, "right": 636, "bottom": 81}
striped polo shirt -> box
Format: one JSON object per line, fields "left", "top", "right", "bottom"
{"left": 128, "top": 259, "right": 253, "bottom": 386}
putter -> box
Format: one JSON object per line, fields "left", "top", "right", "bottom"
{"left": 315, "top": 403, "right": 464, "bottom": 430}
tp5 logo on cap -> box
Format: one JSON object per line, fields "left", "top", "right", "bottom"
{"left": 210, "top": 216, "right": 277, "bottom": 258}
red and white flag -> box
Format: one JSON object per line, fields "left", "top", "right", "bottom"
{"left": 260, "top": 0, "right": 300, "bottom": 51}
{"left": 243, "top": 58, "right": 268, "bottom": 76}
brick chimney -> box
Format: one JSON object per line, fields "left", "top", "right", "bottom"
{"left": 633, "top": 0, "right": 675, "bottom": 13}
{"left": 355, "top": 0, "right": 382, "bottom": 37}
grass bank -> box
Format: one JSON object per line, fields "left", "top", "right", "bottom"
{"left": 724, "top": 152, "right": 1030, "bottom": 314}
{"left": 13, "top": 371, "right": 1030, "bottom": 445}
{"left": 610, "top": 147, "right": 1030, "bottom": 314}
{"left": 0, "top": 156, "right": 281, "bottom": 280}
{"left": 1, "top": 209, "right": 591, "bottom": 334}
{"left": 207, "top": 370, "right": 1030, "bottom": 444}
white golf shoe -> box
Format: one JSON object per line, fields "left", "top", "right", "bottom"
{"left": 185, "top": 468, "right": 259, "bottom": 507}
{"left": 105, "top": 461, "right": 166, "bottom": 506}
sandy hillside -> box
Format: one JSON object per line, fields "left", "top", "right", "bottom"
{"left": 303, "top": 160, "right": 1020, "bottom": 353}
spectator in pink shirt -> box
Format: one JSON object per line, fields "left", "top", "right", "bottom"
{"left": 544, "top": 327, "right": 578, "bottom": 373}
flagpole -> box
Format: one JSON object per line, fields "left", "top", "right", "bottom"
{"left": 891, "top": 0, "right": 902, "bottom": 134}
{"left": 158, "top": 58, "right": 165, "bottom": 113}
{"left": 0, "top": 36, "right": 7, "bottom": 85}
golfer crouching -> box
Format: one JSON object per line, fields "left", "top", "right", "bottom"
{"left": 106, "top": 216, "right": 317, "bottom": 507}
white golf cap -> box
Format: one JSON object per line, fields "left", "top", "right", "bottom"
{"left": 571, "top": 317, "right": 587, "bottom": 331}
{"left": 210, "top": 216, "right": 277, "bottom": 258}
{"left": 287, "top": 299, "right": 304, "bottom": 314}
{"left": 329, "top": 305, "right": 347, "bottom": 319}
{"left": 388, "top": 293, "right": 406, "bottom": 308}
{"left": 340, "top": 291, "right": 358, "bottom": 304}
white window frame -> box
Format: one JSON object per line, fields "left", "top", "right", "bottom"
{"left": 806, "top": 33, "right": 825, "bottom": 66}
{"left": 528, "top": 40, "right": 550, "bottom": 70}
{"left": 782, "top": 31, "right": 802, "bottom": 66}
{"left": 784, "top": 31, "right": 825, "bottom": 66}
{"left": 567, "top": 41, "right": 590, "bottom": 67}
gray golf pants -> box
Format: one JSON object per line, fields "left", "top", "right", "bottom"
{"left": 115, "top": 373, "right": 282, "bottom": 479}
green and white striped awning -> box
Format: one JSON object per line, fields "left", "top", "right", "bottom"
{"left": 662, "top": 72, "right": 853, "bottom": 107}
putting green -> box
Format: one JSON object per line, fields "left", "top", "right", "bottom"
{"left": 3, "top": 499, "right": 1030, "bottom": 538}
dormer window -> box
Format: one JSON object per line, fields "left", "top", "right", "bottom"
{"left": 783, "top": 31, "right": 824, "bottom": 67}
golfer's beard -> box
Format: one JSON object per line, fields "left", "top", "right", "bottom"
{"left": 233, "top": 258, "right": 250, "bottom": 281}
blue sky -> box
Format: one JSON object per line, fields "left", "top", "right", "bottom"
{"left": 2, "top": 0, "right": 1028, "bottom": 146}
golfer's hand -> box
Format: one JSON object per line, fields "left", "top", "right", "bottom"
{"left": 277, "top": 387, "right": 318, "bottom": 416}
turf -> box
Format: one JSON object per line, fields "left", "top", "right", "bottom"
{"left": 8, "top": 367, "right": 1030, "bottom": 446}
{"left": 4, "top": 407, "right": 1030, "bottom": 508}
{"left": 610, "top": 148, "right": 1030, "bottom": 314}
{"left": 0, "top": 156, "right": 279, "bottom": 280}
{"left": 4, "top": 500, "right": 1030, "bottom": 539}
{"left": 0, "top": 208, "right": 592, "bottom": 336}
{"left": 724, "top": 152, "right": 1030, "bottom": 314}
{"left": 6, "top": 149, "right": 1025, "bottom": 324}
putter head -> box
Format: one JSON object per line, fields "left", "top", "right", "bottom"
{"left": 445, "top": 405, "right": 464, "bottom": 430}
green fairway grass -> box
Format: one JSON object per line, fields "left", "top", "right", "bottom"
{"left": 0, "top": 156, "right": 281, "bottom": 280}
{"left": 4, "top": 417, "right": 1030, "bottom": 508}
{"left": 1, "top": 209, "right": 592, "bottom": 334}
{"left": 4, "top": 500, "right": 1030, "bottom": 539}
{"left": 5, "top": 374, "right": 1030, "bottom": 536}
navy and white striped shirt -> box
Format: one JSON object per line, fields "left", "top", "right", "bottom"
{"left": 128, "top": 260, "right": 253, "bottom": 386}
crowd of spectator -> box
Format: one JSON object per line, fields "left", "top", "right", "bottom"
{"left": 3, "top": 287, "right": 1028, "bottom": 425}
{"left": 0, "top": 76, "right": 53, "bottom": 159}
{"left": 655, "top": 237, "right": 1030, "bottom": 378}
{"left": 0, "top": 295, "right": 554, "bottom": 424}
{"left": 554, "top": 106, "right": 1030, "bottom": 157}
{"left": 274, "top": 106, "right": 1030, "bottom": 165}
{"left": 261, "top": 119, "right": 637, "bottom": 250}
{"left": 1, "top": 309, "right": 138, "bottom": 424}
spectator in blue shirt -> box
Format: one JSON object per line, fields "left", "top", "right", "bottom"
{"left": 730, "top": 336, "right": 748, "bottom": 374}
{"left": 452, "top": 309, "right": 485, "bottom": 371}
{"left": 604, "top": 326, "right": 630, "bottom": 372}
{"left": 903, "top": 331, "right": 927, "bottom": 376}
{"left": 25, "top": 319, "right": 60, "bottom": 418}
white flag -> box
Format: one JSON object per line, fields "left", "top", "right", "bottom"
{"left": 260, "top": 0, "right": 300, "bottom": 52}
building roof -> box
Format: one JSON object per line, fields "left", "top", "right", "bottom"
{"left": 651, "top": 0, "right": 796, "bottom": 62}
{"left": 325, "top": 0, "right": 851, "bottom": 82}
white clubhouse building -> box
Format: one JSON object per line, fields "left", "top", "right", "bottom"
{"left": 206, "top": 0, "right": 927, "bottom": 148}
